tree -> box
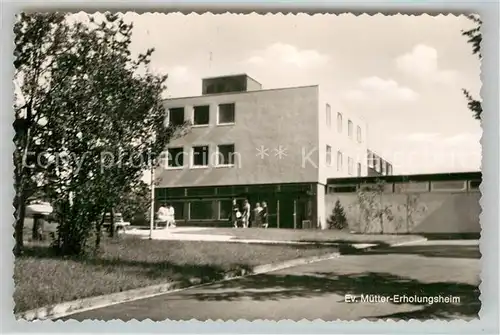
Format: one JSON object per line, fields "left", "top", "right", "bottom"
{"left": 115, "top": 180, "right": 151, "bottom": 225}
{"left": 461, "top": 14, "right": 482, "bottom": 120}
{"left": 13, "top": 13, "right": 72, "bottom": 255}
{"left": 14, "top": 13, "right": 189, "bottom": 256}
{"left": 355, "top": 180, "right": 394, "bottom": 234}
{"left": 327, "top": 200, "right": 348, "bottom": 230}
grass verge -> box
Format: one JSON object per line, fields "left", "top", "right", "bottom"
{"left": 14, "top": 236, "right": 339, "bottom": 313}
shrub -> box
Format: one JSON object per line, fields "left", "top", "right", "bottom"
{"left": 328, "top": 200, "right": 348, "bottom": 230}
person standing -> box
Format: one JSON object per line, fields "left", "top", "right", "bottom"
{"left": 241, "top": 199, "right": 251, "bottom": 228}
{"left": 253, "top": 202, "right": 263, "bottom": 228}
{"left": 260, "top": 201, "right": 269, "bottom": 228}
{"left": 231, "top": 199, "right": 241, "bottom": 228}
{"left": 156, "top": 204, "right": 168, "bottom": 229}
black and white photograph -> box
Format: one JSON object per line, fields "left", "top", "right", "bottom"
{"left": 13, "top": 12, "right": 482, "bottom": 322}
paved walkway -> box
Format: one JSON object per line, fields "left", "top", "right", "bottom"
{"left": 60, "top": 240, "right": 480, "bottom": 321}
{"left": 125, "top": 227, "right": 380, "bottom": 248}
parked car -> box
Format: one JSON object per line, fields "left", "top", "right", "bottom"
{"left": 103, "top": 213, "right": 130, "bottom": 232}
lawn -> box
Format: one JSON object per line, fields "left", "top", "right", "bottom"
{"left": 174, "top": 227, "right": 425, "bottom": 245}
{"left": 14, "top": 235, "right": 339, "bottom": 313}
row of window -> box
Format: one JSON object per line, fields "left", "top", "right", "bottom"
{"left": 168, "top": 103, "right": 236, "bottom": 127}
{"left": 327, "top": 179, "right": 481, "bottom": 194}
{"left": 159, "top": 199, "right": 240, "bottom": 221}
{"left": 166, "top": 144, "right": 236, "bottom": 168}
{"left": 367, "top": 151, "right": 393, "bottom": 175}
{"left": 325, "top": 145, "right": 362, "bottom": 176}
{"left": 325, "top": 104, "right": 362, "bottom": 143}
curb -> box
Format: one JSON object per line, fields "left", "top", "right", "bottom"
{"left": 15, "top": 252, "right": 340, "bottom": 321}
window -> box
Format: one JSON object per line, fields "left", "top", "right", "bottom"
{"left": 328, "top": 185, "right": 357, "bottom": 193}
{"left": 337, "top": 151, "right": 343, "bottom": 171}
{"left": 218, "top": 103, "right": 235, "bottom": 124}
{"left": 189, "top": 200, "right": 215, "bottom": 220}
{"left": 374, "top": 157, "right": 381, "bottom": 173}
{"left": 326, "top": 104, "right": 331, "bottom": 127}
{"left": 348, "top": 157, "right": 354, "bottom": 175}
{"left": 193, "top": 105, "right": 210, "bottom": 126}
{"left": 357, "top": 126, "right": 362, "bottom": 143}
{"left": 431, "top": 180, "right": 467, "bottom": 192}
{"left": 367, "top": 151, "right": 375, "bottom": 168}
{"left": 382, "top": 161, "right": 387, "bottom": 175}
{"left": 357, "top": 162, "right": 362, "bottom": 177}
{"left": 168, "top": 107, "right": 185, "bottom": 126}
{"left": 337, "top": 113, "right": 343, "bottom": 133}
{"left": 361, "top": 183, "right": 394, "bottom": 193}
{"left": 167, "top": 147, "right": 184, "bottom": 168}
{"left": 217, "top": 144, "right": 236, "bottom": 166}
{"left": 394, "top": 182, "right": 429, "bottom": 193}
{"left": 348, "top": 120, "right": 353, "bottom": 138}
{"left": 192, "top": 145, "right": 209, "bottom": 167}
{"left": 218, "top": 200, "right": 233, "bottom": 220}
{"left": 206, "top": 84, "right": 215, "bottom": 94}
{"left": 326, "top": 145, "right": 332, "bottom": 166}
{"left": 387, "top": 164, "right": 393, "bottom": 175}
{"left": 165, "top": 188, "right": 185, "bottom": 197}
{"left": 469, "top": 180, "right": 481, "bottom": 191}
{"left": 187, "top": 187, "right": 215, "bottom": 196}
{"left": 170, "top": 202, "right": 185, "bottom": 220}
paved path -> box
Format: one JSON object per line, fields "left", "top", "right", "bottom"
{"left": 60, "top": 240, "right": 480, "bottom": 321}
{"left": 125, "top": 227, "right": 419, "bottom": 249}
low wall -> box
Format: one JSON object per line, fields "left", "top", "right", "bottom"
{"left": 325, "top": 192, "right": 481, "bottom": 234}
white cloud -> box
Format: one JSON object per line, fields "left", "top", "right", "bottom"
{"left": 245, "top": 43, "right": 330, "bottom": 69}
{"left": 344, "top": 76, "right": 419, "bottom": 103}
{"left": 396, "top": 44, "right": 459, "bottom": 84}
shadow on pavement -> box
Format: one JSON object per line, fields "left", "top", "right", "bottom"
{"left": 178, "top": 270, "right": 480, "bottom": 320}
{"left": 359, "top": 243, "right": 481, "bottom": 259}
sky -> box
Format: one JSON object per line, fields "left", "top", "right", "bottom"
{"left": 121, "top": 13, "right": 482, "bottom": 175}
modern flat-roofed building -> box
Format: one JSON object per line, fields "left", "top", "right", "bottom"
{"left": 155, "top": 74, "right": 368, "bottom": 229}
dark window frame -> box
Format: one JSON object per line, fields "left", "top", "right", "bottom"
{"left": 167, "top": 147, "right": 185, "bottom": 168}
{"left": 191, "top": 145, "right": 210, "bottom": 167}
{"left": 189, "top": 200, "right": 216, "bottom": 220}
{"left": 193, "top": 105, "right": 210, "bottom": 126}
{"left": 216, "top": 144, "right": 236, "bottom": 166}
{"left": 217, "top": 103, "right": 236, "bottom": 125}
{"left": 168, "top": 107, "right": 185, "bottom": 127}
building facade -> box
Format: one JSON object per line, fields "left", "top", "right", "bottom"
{"left": 155, "top": 74, "right": 368, "bottom": 229}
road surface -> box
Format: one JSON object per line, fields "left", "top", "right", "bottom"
{"left": 60, "top": 240, "right": 480, "bottom": 321}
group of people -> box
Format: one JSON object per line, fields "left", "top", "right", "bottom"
{"left": 156, "top": 203, "right": 176, "bottom": 229}
{"left": 156, "top": 199, "right": 269, "bottom": 229}
{"left": 231, "top": 199, "right": 268, "bottom": 228}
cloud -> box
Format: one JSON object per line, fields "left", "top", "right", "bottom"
{"left": 245, "top": 43, "right": 330, "bottom": 69}
{"left": 395, "top": 44, "right": 459, "bottom": 84}
{"left": 343, "top": 76, "right": 419, "bottom": 103}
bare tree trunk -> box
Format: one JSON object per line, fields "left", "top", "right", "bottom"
{"left": 32, "top": 214, "right": 45, "bottom": 241}
{"left": 108, "top": 207, "right": 115, "bottom": 238}
{"left": 95, "top": 212, "right": 105, "bottom": 252}
{"left": 14, "top": 195, "right": 26, "bottom": 256}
